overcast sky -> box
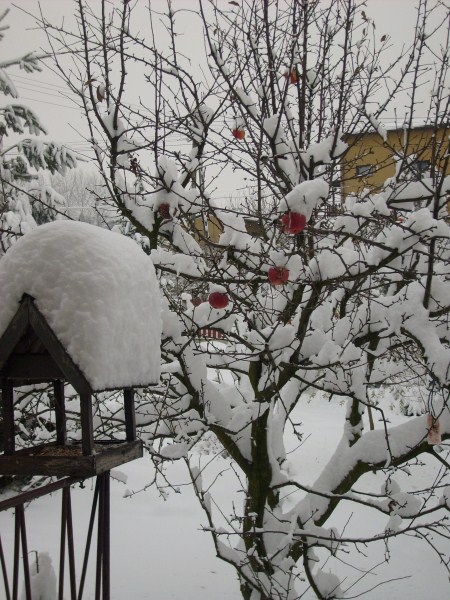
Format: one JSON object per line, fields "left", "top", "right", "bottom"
{"left": 3, "top": 0, "right": 446, "bottom": 198}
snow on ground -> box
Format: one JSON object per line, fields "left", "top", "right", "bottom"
{"left": 287, "top": 395, "right": 449, "bottom": 600}
{"left": 0, "top": 393, "right": 448, "bottom": 599}
{"left": 0, "top": 457, "right": 241, "bottom": 600}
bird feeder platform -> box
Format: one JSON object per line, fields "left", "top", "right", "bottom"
{"left": 0, "top": 440, "right": 142, "bottom": 477}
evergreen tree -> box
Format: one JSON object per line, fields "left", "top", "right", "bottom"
{"left": 0, "top": 8, "right": 77, "bottom": 254}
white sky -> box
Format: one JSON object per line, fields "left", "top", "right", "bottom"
{"left": 3, "top": 0, "right": 446, "bottom": 199}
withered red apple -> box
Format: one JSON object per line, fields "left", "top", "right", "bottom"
{"left": 268, "top": 266, "right": 289, "bottom": 286}
{"left": 158, "top": 203, "right": 172, "bottom": 219}
{"left": 284, "top": 69, "right": 298, "bottom": 84}
{"left": 232, "top": 128, "right": 245, "bottom": 140}
{"left": 281, "top": 211, "right": 306, "bottom": 234}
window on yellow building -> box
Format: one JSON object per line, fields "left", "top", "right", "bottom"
{"left": 356, "top": 164, "right": 374, "bottom": 177}
{"left": 412, "top": 159, "right": 430, "bottom": 177}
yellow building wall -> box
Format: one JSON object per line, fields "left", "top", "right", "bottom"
{"left": 342, "top": 126, "right": 449, "bottom": 197}
{"left": 193, "top": 212, "right": 223, "bottom": 245}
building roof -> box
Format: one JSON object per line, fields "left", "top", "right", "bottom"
{"left": 345, "top": 121, "right": 447, "bottom": 139}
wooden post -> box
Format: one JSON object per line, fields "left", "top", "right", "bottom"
{"left": 53, "top": 380, "right": 67, "bottom": 446}
{"left": 12, "top": 508, "right": 20, "bottom": 600}
{"left": 18, "top": 505, "right": 32, "bottom": 600}
{"left": 79, "top": 394, "right": 94, "bottom": 456}
{"left": 123, "top": 389, "right": 136, "bottom": 442}
{"left": 59, "top": 488, "right": 68, "bottom": 600}
{"left": 1, "top": 380, "right": 15, "bottom": 454}
{"left": 102, "top": 472, "right": 110, "bottom": 600}
{"left": 0, "top": 531, "right": 11, "bottom": 600}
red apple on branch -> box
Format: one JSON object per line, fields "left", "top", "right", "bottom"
{"left": 281, "top": 211, "right": 306, "bottom": 234}
{"left": 158, "top": 203, "right": 172, "bottom": 219}
{"left": 283, "top": 69, "right": 298, "bottom": 85}
{"left": 208, "top": 292, "right": 229, "bottom": 309}
{"left": 268, "top": 266, "right": 289, "bottom": 286}
{"left": 232, "top": 128, "right": 245, "bottom": 140}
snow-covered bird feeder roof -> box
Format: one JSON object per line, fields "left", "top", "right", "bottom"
{"left": 0, "top": 221, "right": 161, "bottom": 393}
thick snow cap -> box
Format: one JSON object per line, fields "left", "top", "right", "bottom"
{"left": 0, "top": 221, "right": 161, "bottom": 391}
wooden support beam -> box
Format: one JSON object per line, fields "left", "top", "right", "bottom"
{"left": 123, "top": 389, "right": 136, "bottom": 442}
{"left": 59, "top": 487, "right": 67, "bottom": 600}
{"left": 18, "top": 505, "right": 32, "bottom": 600}
{"left": 53, "top": 380, "right": 67, "bottom": 446}
{"left": 0, "top": 440, "right": 143, "bottom": 477}
{"left": 102, "top": 472, "right": 110, "bottom": 600}
{"left": 5, "top": 355, "right": 64, "bottom": 380}
{"left": 65, "top": 488, "right": 77, "bottom": 600}
{"left": 0, "top": 477, "right": 81, "bottom": 512}
{"left": 0, "top": 297, "right": 30, "bottom": 373}
{"left": 13, "top": 508, "right": 20, "bottom": 600}
{"left": 1, "top": 380, "right": 15, "bottom": 454}
{"left": 28, "top": 300, "right": 92, "bottom": 394}
{"left": 0, "top": 531, "right": 12, "bottom": 600}
{"left": 80, "top": 394, "right": 94, "bottom": 456}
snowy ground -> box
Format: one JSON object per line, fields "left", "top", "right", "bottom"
{"left": 0, "top": 393, "right": 448, "bottom": 599}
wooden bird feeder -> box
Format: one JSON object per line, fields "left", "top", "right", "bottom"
{"left": 0, "top": 294, "right": 144, "bottom": 477}
{"left": 0, "top": 220, "right": 161, "bottom": 479}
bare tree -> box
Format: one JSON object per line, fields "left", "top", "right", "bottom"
{"left": 48, "top": 168, "right": 113, "bottom": 226}
{"left": 28, "top": 0, "right": 450, "bottom": 598}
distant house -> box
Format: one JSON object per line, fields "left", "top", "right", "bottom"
{"left": 193, "top": 210, "right": 265, "bottom": 244}
{"left": 194, "top": 210, "right": 223, "bottom": 245}
{"left": 341, "top": 124, "right": 449, "bottom": 205}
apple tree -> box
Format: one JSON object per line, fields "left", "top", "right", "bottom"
{"left": 35, "top": 0, "right": 450, "bottom": 598}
